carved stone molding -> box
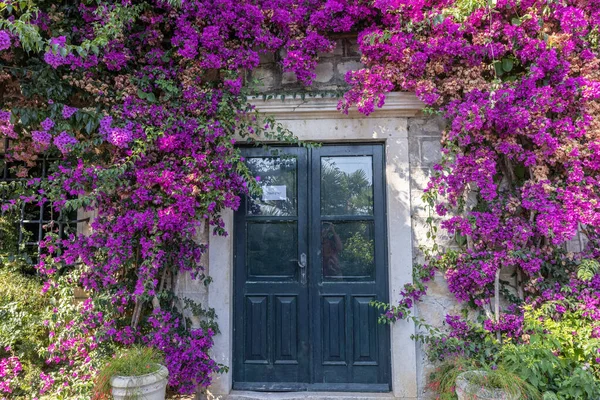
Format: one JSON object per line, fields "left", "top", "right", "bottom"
{"left": 248, "top": 92, "right": 425, "bottom": 119}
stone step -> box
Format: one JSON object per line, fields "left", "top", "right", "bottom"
{"left": 202, "top": 391, "right": 400, "bottom": 400}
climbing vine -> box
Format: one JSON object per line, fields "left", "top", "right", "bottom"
{"left": 349, "top": 0, "right": 600, "bottom": 396}
{"left": 1, "top": 0, "right": 599, "bottom": 398}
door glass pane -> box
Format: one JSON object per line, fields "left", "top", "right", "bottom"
{"left": 247, "top": 222, "right": 297, "bottom": 277}
{"left": 321, "top": 156, "right": 373, "bottom": 216}
{"left": 321, "top": 221, "right": 375, "bottom": 280}
{"left": 247, "top": 157, "right": 297, "bottom": 216}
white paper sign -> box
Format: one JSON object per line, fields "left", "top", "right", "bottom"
{"left": 262, "top": 185, "right": 287, "bottom": 201}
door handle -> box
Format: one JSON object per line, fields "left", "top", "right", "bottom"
{"left": 291, "top": 253, "right": 307, "bottom": 285}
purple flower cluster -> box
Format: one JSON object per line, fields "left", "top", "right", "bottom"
{"left": 0, "top": 355, "right": 22, "bottom": 395}
{"left": 0, "top": 30, "right": 11, "bottom": 51}
{"left": 53, "top": 131, "right": 78, "bottom": 154}
{"left": 32, "top": 130, "right": 53, "bottom": 149}
{"left": 0, "top": 110, "right": 16, "bottom": 139}
{"left": 147, "top": 310, "right": 219, "bottom": 393}
{"left": 61, "top": 106, "right": 78, "bottom": 119}
{"left": 40, "top": 117, "right": 55, "bottom": 131}
{"left": 107, "top": 127, "right": 133, "bottom": 148}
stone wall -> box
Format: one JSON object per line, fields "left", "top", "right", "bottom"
{"left": 248, "top": 38, "right": 362, "bottom": 92}
{"left": 407, "top": 117, "right": 460, "bottom": 399}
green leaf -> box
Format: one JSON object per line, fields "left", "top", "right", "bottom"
{"left": 494, "top": 61, "right": 504, "bottom": 77}
{"left": 85, "top": 119, "right": 95, "bottom": 134}
{"left": 502, "top": 58, "right": 514, "bottom": 72}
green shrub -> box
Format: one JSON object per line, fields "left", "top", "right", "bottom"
{"left": 0, "top": 268, "right": 48, "bottom": 396}
{"left": 500, "top": 306, "right": 600, "bottom": 399}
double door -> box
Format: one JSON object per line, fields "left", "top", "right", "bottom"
{"left": 233, "top": 145, "right": 389, "bottom": 391}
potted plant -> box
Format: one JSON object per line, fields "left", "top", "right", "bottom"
{"left": 455, "top": 370, "right": 522, "bottom": 400}
{"left": 95, "top": 346, "right": 168, "bottom": 400}
{"left": 428, "top": 358, "right": 540, "bottom": 400}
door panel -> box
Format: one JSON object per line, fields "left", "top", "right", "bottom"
{"left": 234, "top": 147, "right": 309, "bottom": 387}
{"left": 352, "top": 296, "right": 378, "bottom": 365}
{"left": 274, "top": 295, "right": 298, "bottom": 363}
{"left": 322, "top": 296, "right": 346, "bottom": 364}
{"left": 310, "top": 145, "right": 389, "bottom": 388}
{"left": 234, "top": 145, "right": 389, "bottom": 391}
{"left": 245, "top": 296, "right": 269, "bottom": 363}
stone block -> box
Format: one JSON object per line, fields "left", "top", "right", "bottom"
{"left": 336, "top": 60, "right": 363, "bottom": 78}
{"left": 412, "top": 215, "right": 454, "bottom": 251}
{"left": 317, "top": 39, "right": 344, "bottom": 58}
{"left": 314, "top": 62, "right": 334, "bottom": 83}
{"left": 258, "top": 51, "right": 275, "bottom": 64}
{"left": 411, "top": 188, "right": 428, "bottom": 217}
{"left": 421, "top": 139, "right": 441, "bottom": 166}
{"left": 408, "top": 116, "right": 445, "bottom": 137}
{"left": 250, "top": 67, "right": 276, "bottom": 89}
{"left": 344, "top": 39, "right": 361, "bottom": 57}
{"left": 410, "top": 167, "right": 432, "bottom": 191}
{"left": 281, "top": 71, "right": 297, "bottom": 85}
{"left": 408, "top": 136, "right": 422, "bottom": 165}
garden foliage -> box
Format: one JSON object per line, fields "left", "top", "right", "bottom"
{"left": 0, "top": 0, "right": 599, "bottom": 398}
{"left": 349, "top": 0, "right": 600, "bottom": 398}
{"left": 0, "top": 0, "right": 369, "bottom": 397}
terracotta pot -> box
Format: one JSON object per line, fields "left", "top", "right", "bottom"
{"left": 110, "top": 364, "right": 168, "bottom": 400}
{"left": 455, "top": 370, "right": 520, "bottom": 400}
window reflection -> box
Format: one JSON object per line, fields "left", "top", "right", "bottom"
{"left": 322, "top": 221, "right": 375, "bottom": 279}
{"left": 321, "top": 156, "right": 373, "bottom": 216}
{"left": 247, "top": 222, "right": 297, "bottom": 277}
{"left": 246, "top": 157, "right": 297, "bottom": 216}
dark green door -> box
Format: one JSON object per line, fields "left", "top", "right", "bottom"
{"left": 234, "top": 145, "right": 389, "bottom": 391}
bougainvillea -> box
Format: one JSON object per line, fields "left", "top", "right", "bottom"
{"left": 0, "top": 354, "right": 22, "bottom": 396}
{"left": 0, "top": 0, "right": 371, "bottom": 397}
{"left": 349, "top": 0, "right": 600, "bottom": 388}
{"left": 1, "top": 0, "right": 600, "bottom": 397}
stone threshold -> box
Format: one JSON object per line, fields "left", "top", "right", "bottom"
{"left": 201, "top": 391, "right": 404, "bottom": 400}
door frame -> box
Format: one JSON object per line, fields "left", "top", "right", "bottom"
{"left": 203, "top": 92, "right": 421, "bottom": 398}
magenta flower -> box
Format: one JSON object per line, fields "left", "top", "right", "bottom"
{"left": 32, "top": 130, "right": 52, "bottom": 147}
{"left": 0, "top": 31, "right": 11, "bottom": 51}
{"left": 41, "top": 118, "right": 55, "bottom": 131}
{"left": 61, "top": 106, "right": 78, "bottom": 119}
{"left": 53, "top": 131, "right": 77, "bottom": 154}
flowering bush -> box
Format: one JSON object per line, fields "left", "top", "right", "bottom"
{"left": 0, "top": 355, "right": 23, "bottom": 396}
{"left": 0, "top": 0, "right": 368, "bottom": 397}
{"left": 351, "top": 0, "right": 600, "bottom": 396}
{"left": 1, "top": 0, "right": 599, "bottom": 398}
{"left": 357, "top": 0, "right": 600, "bottom": 328}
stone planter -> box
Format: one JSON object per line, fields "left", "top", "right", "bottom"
{"left": 456, "top": 371, "right": 520, "bottom": 400}
{"left": 110, "top": 364, "right": 168, "bottom": 400}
